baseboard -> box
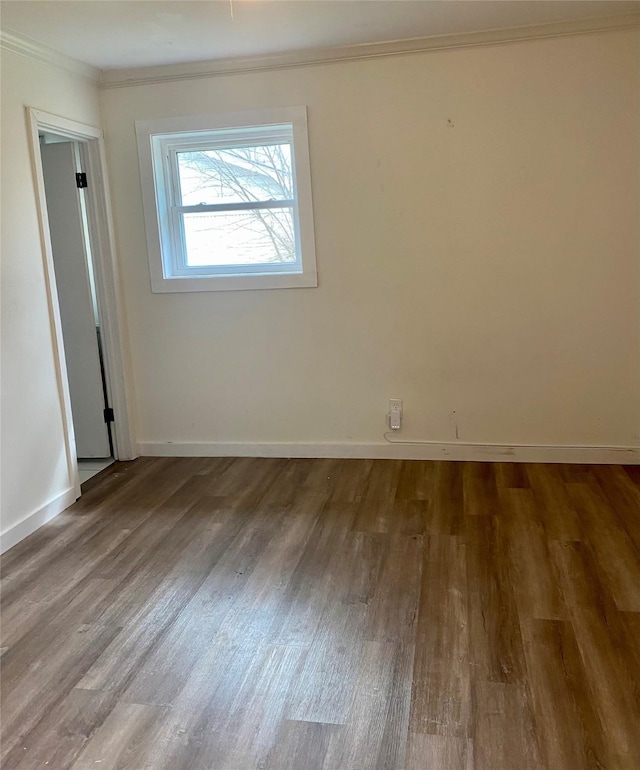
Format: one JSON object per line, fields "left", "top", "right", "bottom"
{"left": 138, "top": 441, "right": 639, "bottom": 465}
{"left": 0, "top": 486, "right": 78, "bottom": 554}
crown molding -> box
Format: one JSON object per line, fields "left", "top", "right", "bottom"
{"left": 100, "top": 12, "right": 640, "bottom": 90}
{"left": 0, "top": 28, "right": 99, "bottom": 82}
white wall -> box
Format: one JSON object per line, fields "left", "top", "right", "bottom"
{"left": 0, "top": 49, "right": 102, "bottom": 542}
{"left": 100, "top": 29, "right": 640, "bottom": 459}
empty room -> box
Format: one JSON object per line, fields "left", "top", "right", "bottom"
{"left": 1, "top": 1, "right": 639, "bottom": 768}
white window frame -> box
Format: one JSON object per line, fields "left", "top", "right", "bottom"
{"left": 136, "top": 107, "right": 317, "bottom": 293}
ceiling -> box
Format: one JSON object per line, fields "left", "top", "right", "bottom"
{"left": 1, "top": 0, "right": 638, "bottom": 71}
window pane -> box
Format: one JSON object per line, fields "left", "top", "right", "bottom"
{"left": 182, "top": 208, "right": 296, "bottom": 267}
{"left": 177, "top": 144, "right": 293, "bottom": 206}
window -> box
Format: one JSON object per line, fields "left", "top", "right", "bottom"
{"left": 136, "top": 107, "right": 317, "bottom": 292}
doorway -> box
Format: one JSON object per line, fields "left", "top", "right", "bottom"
{"left": 40, "top": 133, "right": 114, "bottom": 482}
{"left": 27, "top": 108, "right": 135, "bottom": 497}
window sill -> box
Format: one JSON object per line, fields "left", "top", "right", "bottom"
{"left": 150, "top": 270, "right": 318, "bottom": 293}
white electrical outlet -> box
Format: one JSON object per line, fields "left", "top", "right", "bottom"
{"left": 389, "top": 398, "right": 403, "bottom": 430}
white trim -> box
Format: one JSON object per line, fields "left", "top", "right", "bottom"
{"left": 138, "top": 441, "right": 640, "bottom": 465}
{"left": 146, "top": 272, "right": 318, "bottom": 293}
{"left": 26, "top": 110, "right": 82, "bottom": 498}
{"left": 0, "top": 487, "right": 77, "bottom": 555}
{"left": 26, "top": 108, "right": 137, "bottom": 473}
{"left": 100, "top": 13, "right": 640, "bottom": 90}
{"left": 0, "top": 28, "right": 99, "bottom": 82}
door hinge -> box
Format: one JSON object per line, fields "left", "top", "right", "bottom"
{"left": 75, "top": 172, "right": 88, "bottom": 189}
{"left": 103, "top": 407, "right": 114, "bottom": 423}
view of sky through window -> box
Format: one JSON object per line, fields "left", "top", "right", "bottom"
{"left": 176, "top": 143, "right": 296, "bottom": 267}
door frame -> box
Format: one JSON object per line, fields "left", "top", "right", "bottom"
{"left": 26, "top": 107, "right": 136, "bottom": 497}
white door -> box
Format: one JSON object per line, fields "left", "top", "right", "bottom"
{"left": 41, "top": 141, "right": 111, "bottom": 458}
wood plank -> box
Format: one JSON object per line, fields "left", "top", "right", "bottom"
{"left": 69, "top": 702, "right": 161, "bottom": 770}
{"left": 406, "top": 732, "right": 474, "bottom": 770}
{"left": 265, "top": 720, "right": 338, "bottom": 770}
{"left": 10, "top": 689, "right": 117, "bottom": 770}
{"left": 374, "top": 641, "right": 415, "bottom": 770}
{"left": 424, "top": 461, "right": 464, "bottom": 535}
{"left": 409, "top": 533, "right": 470, "bottom": 737}
{"left": 471, "top": 681, "right": 542, "bottom": 770}
{"left": 567, "top": 609, "right": 640, "bottom": 768}
{"left": 550, "top": 540, "right": 640, "bottom": 767}
{"left": 0, "top": 623, "right": 122, "bottom": 765}
{"left": 365, "top": 533, "right": 423, "bottom": 643}
{"left": 267, "top": 500, "right": 359, "bottom": 646}
{"left": 525, "top": 464, "right": 582, "bottom": 542}
{"left": 119, "top": 516, "right": 289, "bottom": 707}
{"left": 494, "top": 462, "right": 530, "bottom": 490}
{"left": 465, "top": 515, "right": 527, "bottom": 684}
{"left": 500, "top": 488, "right": 563, "bottom": 620}
{"left": 118, "top": 641, "right": 262, "bottom": 769}
{"left": 352, "top": 459, "right": 403, "bottom": 533}
{"left": 329, "top": 458, "right": 374, "bottom": 503}
{"left": 321, "top": 641, "right": 405, "bottom": 769}
{"left": 285, "top": 599, "right": 368, "bottom": 724}
{"left": 565, "top": 481, "right": 640, "bottom": 611}
{"left": 205, "top": 644, "right": 306, "bottom": 769}
{"left": 521, "top": 618, "right": 609, "bottom": 770}
{"left": 462, "top": 461, "right": 498, "bottom": 517}
{"left": 395, "top": 460, "right": 432, "bottom": 501}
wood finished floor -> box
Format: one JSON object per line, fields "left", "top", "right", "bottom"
{"left": 1, "top": 457, "right": 640, "bottom": 770}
